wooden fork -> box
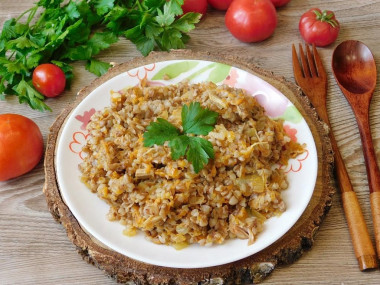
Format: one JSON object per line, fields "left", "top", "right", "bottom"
{"left": 292, "top": 43, "right": 378, "bottom": 271}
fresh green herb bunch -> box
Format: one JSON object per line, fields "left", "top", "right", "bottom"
{"left": 0, "top": 0, "right": 201, "bottom": 111}
{"left": 144, "top": 102, "right": 219, "bottom": 174}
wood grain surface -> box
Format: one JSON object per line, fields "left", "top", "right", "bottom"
{"left": 42, "top": 50, "right": 334, "bottom": 284}
{"left": 1, "top": 0, "right": 380, "bottom": 284}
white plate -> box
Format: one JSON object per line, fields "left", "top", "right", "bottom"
{"left": 56, "top": 60, "right": 318, "bottom": 269}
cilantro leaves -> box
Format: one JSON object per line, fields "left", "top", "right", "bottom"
{"left": 144, "top": 102, "right": 219, "bottom": 173}
{"left": 0, "top": 0, "right": 200, "bottom": 111}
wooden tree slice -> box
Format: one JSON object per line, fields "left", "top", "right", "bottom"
{"left": 43, "top": 50, "right": 335, "bottom": 284}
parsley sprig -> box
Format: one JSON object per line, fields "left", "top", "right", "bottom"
{"left": 144, "top": 102, "right": 219, "bottom": 173}
{"left": 0, "top": 0, "right": 201, "bottom": 111}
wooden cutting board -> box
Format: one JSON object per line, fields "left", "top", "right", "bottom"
{"left": 43, "top": 50, "right": 335, "bottom": 284}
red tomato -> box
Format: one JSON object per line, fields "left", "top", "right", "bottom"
{"left": 225, "top": 0, "right": 277, "bottom": 43}
{"left": 0, "top": 114, "right": 44, "bottom": 181}
{"left": 270, "top": 0, "right": 291, "bottom": 7}
{"left": 32, "top": 63, "right": 66, "bottom": 98}
{"left": 299, "top": 8, "right": 340, "bottom": 47}
{"left": 182, "top": 0, "right": 208, "bottom": 16}
{"left": 208, "top": 0, "right": 234, "bottom": 10}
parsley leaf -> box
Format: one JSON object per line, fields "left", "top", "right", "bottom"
{"left": 143, "top": 103, "right": 218, "bottom": 173}
{"left": 7, "top": 35, "right": 39, "bottom": 49}
{"left": 37, "top": 0, "right": 63, "bottom": 9}
{"left": 0, "top": 0, "right": 200, "bottom": 111}
{"left": 187, "top": 137, "right": 215, "bottom": 174}
{"left": 65, "top": 1, "right": 80, "bottom": 20}
{"left": 168, "top": 0, "right": 184, "bottom": 16}
{"left": 61, "top": 31, "right": 118, "bottom": 60}
{"left": 87, "top": 32, "right": 118, "bottom": 55}
{"left": 169, "top": 135, "right": 190, "bottom": 160}
{"left": 123, "top": 0, "right": 200, "bottom": 54}
{"left": 94, "top": 0, "right": 115, "bottom": 15}
{"left": 1, "top": 19, "right": 17, "bottom": 40}
{"left": 85, "top": 59, "right": 111, "bottom": 77}
{"left": 182, "top": 102, "right": 219, "bottom": 135}
{"left": 155, "top": 2, "right": 176, "bottom": 26}
{"left": 143, "top": 0, "right": 166, "bottom": 10}
{"left": 13, "top": 79, "right": 51, "bottom": 111}
{"left": 144, "top": 118, "right": 181, "bottom": 147}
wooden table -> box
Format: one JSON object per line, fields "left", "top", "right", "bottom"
{"left": 1, "top": 0, "right": 379, "bottom": 284}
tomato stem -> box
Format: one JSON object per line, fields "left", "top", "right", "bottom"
{"left": 313, "top": 10, "right": 339, "bottom": 28}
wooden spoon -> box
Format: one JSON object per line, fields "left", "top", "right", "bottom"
{"left": 332, "top": 40, "right": 380, "bottom": 258}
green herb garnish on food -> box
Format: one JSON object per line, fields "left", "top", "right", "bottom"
{"left": 144, "top": 102, "right": 219, "bottom": 173}
{"left": 0, "top": 0, "right": 201, "bottom": 111}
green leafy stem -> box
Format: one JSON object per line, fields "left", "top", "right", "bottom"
{"left": 0, "top": 0, "right": 201, "bottom": 111}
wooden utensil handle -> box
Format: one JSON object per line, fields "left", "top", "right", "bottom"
{"left": 331, "top": 135, "right": 378, "bottom": 270}
{"left": 371, "top": 193, "right": 380, "bottom": 259}
{"left": 356, "top": 118, "right": 380, "bottom": 194}
{"left": 356, "top": 117, "right": 380, "bottom": 258}
{"left": 343, "top": 191, "right": 378, "bottom": 270}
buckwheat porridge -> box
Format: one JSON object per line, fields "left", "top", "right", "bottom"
{"left": 79, "top": 81, "right": 304, "bottom": 249}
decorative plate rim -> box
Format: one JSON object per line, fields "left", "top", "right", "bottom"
{"left": 55, "top": 59, "right": 318, "bottom": 269}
